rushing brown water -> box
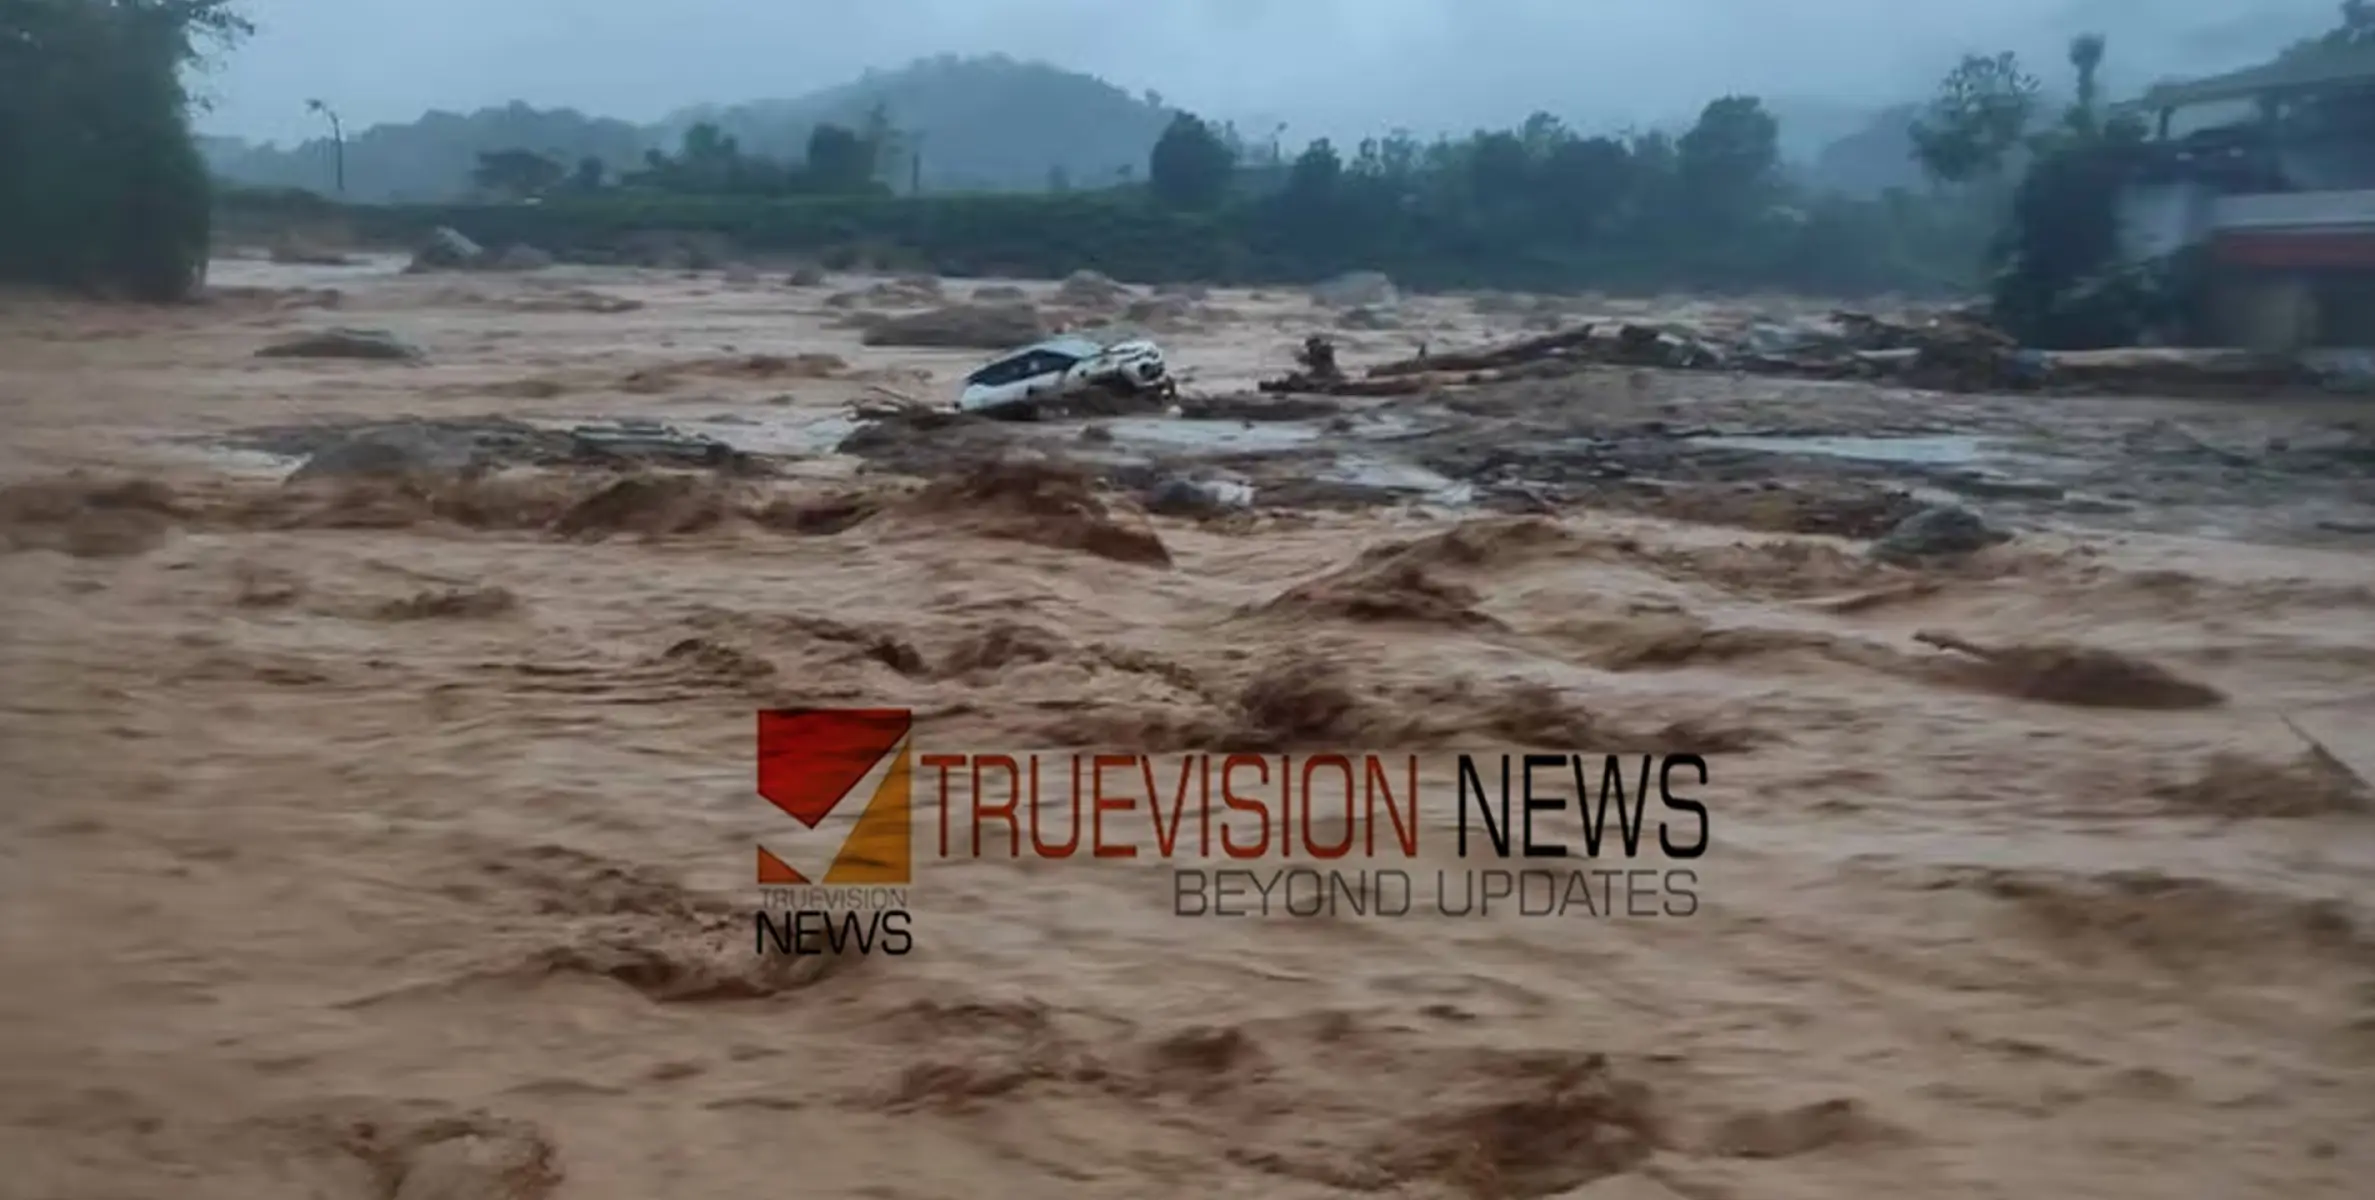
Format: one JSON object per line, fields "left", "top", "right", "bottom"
{"left": 3, "top": 257, "right": 2372, "bottom": 1200}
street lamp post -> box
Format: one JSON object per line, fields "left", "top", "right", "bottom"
{"left": 305, "top": 99, "right": 344, "bottom": 195}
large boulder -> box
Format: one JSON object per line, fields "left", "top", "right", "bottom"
{"left": 405, "top": 226, "right": 486, "bottom": 273}
{"left": 1869, "top": 505, "right": 2009, "bottom": 565}
{"left": 287, "top": 424, "right": 482, "bottom": 482}
{"left": 255, "top": 327, "right": 426, "bottom": 362}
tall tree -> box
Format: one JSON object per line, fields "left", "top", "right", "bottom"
{"left": 1677, "top": 95, "right": 1781, "bottom": 229}
{"left": 804, "top": 122, "right": 875, "bottom": 192}
{"left": 2065, "top": 34, "right": 2107, "bottom": 134}
{"left": 1148, "top": 111, "right": 1234, "bottom": 209}
{"left": 1, "top": 0, "right": 253, "bottom": 299}
{"left": 1908, "top": 52, "right": 2042, "bottom": 185}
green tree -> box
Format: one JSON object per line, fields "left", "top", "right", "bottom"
{"left": 1147, "top": 111, "right": 1234, "bottom": 209}
{"left": 1538, "top": 134, "right": 1633, "bottom": 237}
{"left": 1908, "top": 52, "right": 2042, "bottom": 185}
{"left": 471, "top": 148, "right": 564, "bottom": 198}
{"left": 1283, "top": 138, "right": 1343, "bottom": 203}
{"left": 1, "top": 0, "right": 253, "bottom": 300}
{"left": 1676, "top": 95, "right": 1781, "bottom": 234}
{"left": 1988, "top": 34, "right": 2163, "bottom": 347}
{"left": 805, "top": 123, "right": 875, "bottom": 192}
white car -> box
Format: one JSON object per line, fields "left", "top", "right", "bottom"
{"left": 955, "top": 335, "right": 1174, "bottom": 416}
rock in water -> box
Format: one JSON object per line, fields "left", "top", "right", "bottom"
{"left": 1144, "top": 477, "right": 1255, "bottom": 517}
{"left": 287, "top": 424, "right": 483, "bottom": 482}
{"left": 255, "top": 328, "right": 426, "bottom": 362}
{"left": 407, "top": 226, "right": 486, "bottom": 272}
{"left": 1869, "top": 505, "right": 2008, "bottom": 565}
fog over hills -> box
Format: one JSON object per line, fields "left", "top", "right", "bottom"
{"left": 196, "top": 0, "right": 2346, "bottom": 201}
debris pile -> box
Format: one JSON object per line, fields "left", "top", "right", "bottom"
{"left": 1260, "top": 325, "right": 1603, "bottom": 396}
{"left": 1257, "top": 307, "right": 2342, "bottom": 397}
{"left": 1257, "top": 336, "right": 1352, "bottom": 393}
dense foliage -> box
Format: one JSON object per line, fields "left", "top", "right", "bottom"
{"left": 2, "top": 0, "right": 248, "bottom": 299}
{"left": 466, "top": 111, "right": 906, "bottom": 202}
{"left": 252, "top": 93, "right": 1993, "bottom": 297}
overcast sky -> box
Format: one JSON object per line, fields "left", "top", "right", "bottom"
{"left": 194, "top": 0, "right": 2342, "bottom": 146}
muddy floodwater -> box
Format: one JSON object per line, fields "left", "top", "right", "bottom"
{"left": 3, "top": 256, "right": 2374, "bottom": 1200}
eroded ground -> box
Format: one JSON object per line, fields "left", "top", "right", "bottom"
{"left": 3, "top": 257, "right": 2373, "bottom": 1200}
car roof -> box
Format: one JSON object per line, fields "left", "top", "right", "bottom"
{"left": 1000, "top": 335, "right": 1103, "bottom": 360}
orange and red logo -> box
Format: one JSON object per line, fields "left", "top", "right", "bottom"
{"left": 755, "top": 708, "right": 912, "bottom": 885}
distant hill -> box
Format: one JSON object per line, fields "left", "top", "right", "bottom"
{"left": 661, "top": 54, "right": 1175, "bottom": 193}
{"left": 202, "top": 56, "right": 1174, "bottom": 202}
{"left": 201, "top": 102, "right": 654, "bottom": 203}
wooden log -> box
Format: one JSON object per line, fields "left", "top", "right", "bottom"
{"left": 1364, "top": 323, "right": 1598, "bottom": 378}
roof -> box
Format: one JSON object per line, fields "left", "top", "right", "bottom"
{"left": 1002, "top": 335, "right": 1104, "bottom": 360}
{"left": 2138, "top": 40, "right": 2375, "bottom": 111}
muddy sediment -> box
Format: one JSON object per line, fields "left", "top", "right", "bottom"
{"left": 3, "top": 257, "right": 2373, "bottom": 1200}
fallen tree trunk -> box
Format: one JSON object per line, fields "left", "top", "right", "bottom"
{"left": 1256, "top": 362, "right": 1584, "bottom": 397}
{"left": 1257, "top": 373, "right": 1436, "bottom": 397}
{"left": 1364, "top": 323, "right": 1598, "bottom": 377}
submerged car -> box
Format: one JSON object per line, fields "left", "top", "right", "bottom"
{"left": 955, "top": 334, "right": 1174, "bottom": 416}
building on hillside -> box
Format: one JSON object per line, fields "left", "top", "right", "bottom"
{"left": 2119, "top": 39, "right": 2375, "bottom": 350}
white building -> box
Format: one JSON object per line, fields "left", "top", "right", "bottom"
{"left": 2119, "top": 40, "right": 2375, "bottom": 349}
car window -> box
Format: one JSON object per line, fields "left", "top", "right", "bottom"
{"left": 965, "top": 354, "right": 1033, "bottom": 387}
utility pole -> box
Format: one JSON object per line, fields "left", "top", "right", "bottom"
{"left": 305, "top": 99, "right": 345, "bottom": 195}
{"left": 910, "top": 132, "right": 924, "bottom": 195}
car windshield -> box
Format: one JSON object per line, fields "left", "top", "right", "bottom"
{"left": 966, "top": 349, "right": 1076, "bottom": 386}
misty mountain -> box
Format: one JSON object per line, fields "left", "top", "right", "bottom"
{"left": 200, "top": 4, "right": 2354, "bottom": 206}
{"left": 202, "top": 56, "right": 1174, "bottom": 200}
{"left": 660, "top": 55, "right": 1175, "bottom": 193}
{"left": 201, "top": 102, "right": 654, "bottom": 202}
